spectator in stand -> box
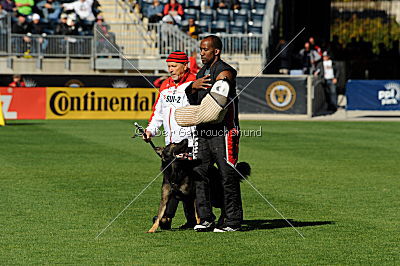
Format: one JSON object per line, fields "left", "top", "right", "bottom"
{"left": 153, "top": 75, "right": 168, "bottom": 88}
{"left": 36, "top": 0, "right": 62, "bottom": 24}
{"left": 29, "top": 13, "right": 44, "bottom": 34}
{"left": 29, "top": 13, "right": 48, "bottom": 52}
{"left": 55, "top": 13, "right": 69, "bottom": 34}
{"left": 15, "top": 0, "right": 34, "bottom": 16}
{"left": 147, "top": 0, "right": 163, "bottom": 23}
{"left": 9, "top": 74, "right": 26, "bottom": 87}
{"left": 0, "top": 3, "right": 7, "bottom": 33}
{"left": 314, "top": 51, "right": 338, "bottom": 112}
{"left": 56, "top": 13, "right": 78, "bottom": 35}
{"left": 163, "top": 0, "right": 183, "bottom": 25}
{"left": 182, "top": 18, "right": 201, "bottom": 39}
{"left": 12, "top": 13, "right": 30, "bottom": 33}
{"left": 1, "top": 0, "right": 16, "bottom": 14}
{"left": 0, "top": 3, "right": 7, "bottom": 18}
{"left": 94, "top": 15, "right": 116, "bottom": 53}
{"left": 298, "top": 42, "right": 320, "bottom": 74}
{"left": 275, "top": 39, "right": 291, "bottom": 74}
{"left": 309, "top": 36, "right": 322, "bottom": 56}
{"left": 189, "top": 51, "right": 199, "bottom": 74}
{"left": 62, "top": 0, "right": 95, "bottom": 32}
{"left": 213, "top": 0, "right": 239, "bottom": 10}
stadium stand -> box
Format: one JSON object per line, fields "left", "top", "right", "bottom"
{"left": 0, "top": 0, "right": 269, "bottom": 74}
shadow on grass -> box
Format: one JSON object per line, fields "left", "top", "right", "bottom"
{"left": 241, "top": 219, "right": 334, "bottom": 231}
{"left": 4, "top": 122, "right": 45, "bottom": 126}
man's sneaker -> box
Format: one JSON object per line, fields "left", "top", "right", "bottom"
{"left": 194, "top": 221, "right": 215, "bottom": 232}
{"left": 213, "top": 226, "right": 241, "bottom": 232}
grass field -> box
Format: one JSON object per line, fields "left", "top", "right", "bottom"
{"left": 1, "top": 120, "right": 399, "bottom": 264}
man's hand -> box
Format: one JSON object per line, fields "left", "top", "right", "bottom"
{"left": 142, "top": 130, "right": 152, "bottom": 142}
{"left": 192, "top": 74, "right": 212, "bottom": 90}
{"left": 333, "top": 78, "right": 338, "bottom": 84}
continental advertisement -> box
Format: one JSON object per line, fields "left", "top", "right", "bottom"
{"left": 0, "top": 87, "right": 157, "bottom": 120}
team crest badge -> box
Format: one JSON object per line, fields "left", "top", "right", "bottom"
{"left": 265, "top": 81, "right": 296, "bottom": 111}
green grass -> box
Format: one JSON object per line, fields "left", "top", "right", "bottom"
{"left": 1, "top": 120, "right": 399, "bottom": 264}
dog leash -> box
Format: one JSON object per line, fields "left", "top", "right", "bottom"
{"left": 132, "top": 122, "right": 162, "bottom": 158}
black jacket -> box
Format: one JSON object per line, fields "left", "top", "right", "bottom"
{"left": 186, "top": 59, "right": 239, "bottom": 135}
{"left": 315, "top": 60, "right": 338, "bottom": 80}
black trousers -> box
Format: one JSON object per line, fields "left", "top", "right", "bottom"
{"left": 194, "top": 135, "right": 243, "bottom": 227}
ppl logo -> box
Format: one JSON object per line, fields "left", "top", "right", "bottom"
{"left": 378, "top": 82, "right": 400, "bottom": 106}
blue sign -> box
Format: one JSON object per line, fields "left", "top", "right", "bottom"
{"left": 346, "top": 80, "right": 400, "bottom": 111}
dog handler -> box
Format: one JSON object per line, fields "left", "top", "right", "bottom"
{"left": 144, "top": 51, "right": 197, "bottom": 229}
{"left": 184, "top": 35, "right": 243, "bottom": 232}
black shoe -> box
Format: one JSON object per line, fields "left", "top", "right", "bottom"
{"left": 194, "top": 221, "right": 215, "bottom": 232}
{"left": 178, "top": 222, "right": 196, "bottom": 230}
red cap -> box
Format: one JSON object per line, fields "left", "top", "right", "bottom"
{"left": 166, "top": 51, "right": 189, "bottom": 63}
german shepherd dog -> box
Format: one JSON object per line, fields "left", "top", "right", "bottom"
{"left": 147, "top": 139, "right": 250, "bottom": 233}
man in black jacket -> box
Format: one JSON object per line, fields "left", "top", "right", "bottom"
{"left": 185, "top": 35, "right": 242, "bottom": 232}
{"left": 314, "top": 51, "right": 339, "bottom": 112}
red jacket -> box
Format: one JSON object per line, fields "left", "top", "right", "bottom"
{"left": 8, "top": 81, "right": 26, "bottom": 87}
{"left": 163, "top": 3, "right": 184, "bottom": 16}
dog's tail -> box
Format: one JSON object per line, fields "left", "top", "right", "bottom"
{"left": 236, "top": 162, "right": 251, "bottom": 181}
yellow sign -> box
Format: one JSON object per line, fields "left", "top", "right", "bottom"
{"left": 0, "top": 93, "right": 4, "bottom": 126}
{"left": 46, "top": 88, "right": 158, "bottom": 119}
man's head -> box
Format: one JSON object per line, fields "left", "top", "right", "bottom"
{"left": 304, "top": 42, "right": 310, "bottom": 51}
{"left": 13, "top": 74, "right": 22, "bottom": 82}
{"left": 322, "top": 51, "right": 330, "bottom": 61}
{"left": 200, "top": 35, "right": 222, "bottom": 65}
{"left": 17, "top": 14, "right": 26, "bottom": 23}
{"left": 166, "top": 51, "right": 189, "bottom": 82}
{"left": 32, "top": 13, "right": 40, "bottom": 24}
{"left": 309, "top": 37, "right": 315, "bottom": 45}
{"left": 188, "top": 18, "right": 195, "bottom": 26}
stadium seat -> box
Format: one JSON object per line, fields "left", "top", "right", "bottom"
{"left": 184, "top": 8, "right": 198, "bottom": 20}
{"left": 233, "top": 9, "right": 249, "bottom": 24}
{"left": 240, "top": 0, "right": 252, "bottom": 11}
{"left": 216, "top": 9, "right": 230, "bottom": 21}
{"left": 187, "top": 0, "right": 201, "bottom": 9}
{"left": 212, "top": 20, "right": 228, "bottom": 33}
{"left": 253, "top": 0, "right": 266, "bottom": 10}
{"left": 200, "top": 9, "right": 214, "bottom": 22}
{"left": 181, "top": 19, "right": 189, "bottom": 27}
{"left": 230, "top": 20, "right": 245, "bottom": 34}
{"left": 198, "top": 20, "right": 210, "bottom": 33}
{"left": 251, "top": 9, "right": 264, "bottom": 24}
{"left": 248, "top": 21, "right": 262, "bottom": 34}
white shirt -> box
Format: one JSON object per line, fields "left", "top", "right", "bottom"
{"left": 323, "top": 60, "right": 335, "bottom": 80}
{"left": 147, "top": 77, "right": 195, "bottom": 145}
{"left": 63, "top": 0, "right": 95, "bottom": 21}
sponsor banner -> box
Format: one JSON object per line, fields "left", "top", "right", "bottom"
{"left": 0, "top": 87, "right": 46, "bottom": 119}
{"left": 46, "top": 88, "right": 158, "bottom": 119}
{"left": 346, "top": 80, "right": 400, "bottom": 111}
{"left": 0, "top": 74, "right": 158, "bottom": 88}
{"left": 0, "top": 93, "right": 4, "bottom": 126}
{"left": 237, "top": 77, "right": 308, "bottom": 114}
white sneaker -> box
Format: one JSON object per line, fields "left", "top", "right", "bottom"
{"left": 194, "top": 221, "right": 215, "bottom": 232}
{"left": 213, "top": 226, "right": 240, "bottom": 232}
